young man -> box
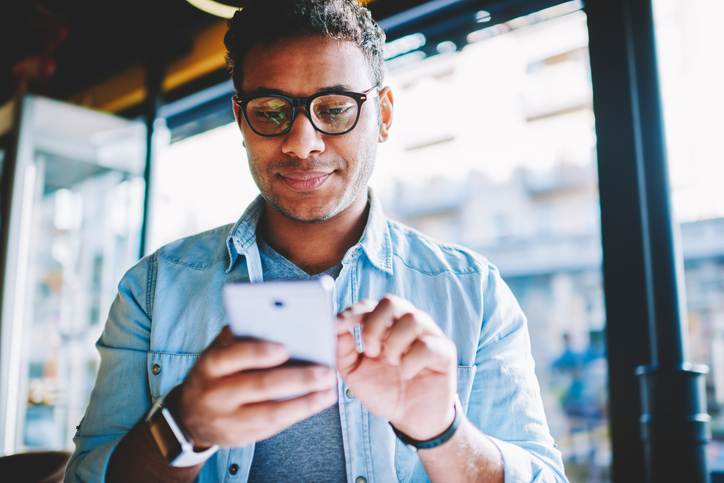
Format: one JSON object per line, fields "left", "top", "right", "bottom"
{"left": 66, "top": 1, "right": 567, "bottom": 482}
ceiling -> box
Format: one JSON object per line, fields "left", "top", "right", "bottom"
{"left": 0, "top": 0, "right": 214, "bottom": 106}
{"left": 0, "top": 0, "right": 433, "bottom": 108}
{"left": 0, "top": 0, "right": 563, "bottom": 112}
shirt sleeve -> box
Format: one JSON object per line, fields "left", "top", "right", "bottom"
{"left": 64, "top": 254, "right": 155, "bottom": 483}
{"left": 467, "top": 263, "right": 569, "bottom": 482}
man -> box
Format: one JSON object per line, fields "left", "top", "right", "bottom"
{"left": 66, "top": 1, "right": 567, "bottom": 482}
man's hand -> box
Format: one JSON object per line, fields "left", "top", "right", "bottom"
{"left": 177, "top": 325, "right": 338, "bottom": 448}
{"left": 336, "top": 295, "right": 457, "bottom": 441}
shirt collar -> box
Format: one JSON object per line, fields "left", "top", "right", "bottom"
{"left": 226, "top": 195, "right": 265, "bottom": 272}
{"left": 355, "top": 188, "right": 394, "bottom": 275}
{"left": 226, "top": 188, "right": 393, "bottom": 275}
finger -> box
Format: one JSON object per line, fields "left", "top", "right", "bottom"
{"left": 383, "top": 296, "right": 441, "bottom": 334}
{"left": 336, "top": 299, "right": 378, "bottom": 334}
{"left": 236, "top": 388, "right": 338, "bottom": 441}
{"left": 336, "top": 331, "right": 360, "bottom": 373}
{"left": 207, "top": 388, "right": 338, "bottom": 447}
{"left": 208, "top": 364, "right": 337, "bottom": 409}
{"left": 202, "top": 337, "right": 290, "bottom": 378}
{"left": 380, "top": 313, "right": 422, "bottom": 366}
{"left": 338, "top": 299, "right": 378, "bottom": 318}
{"left": 336, "top": 312, "right": 364, "bottom": 335}
{"left": 399, "top": 335, "right": 456, "bottom": 380}
{"left": 380, "top": 293, "right": 418, "bottom": 317}
{"left": 212, "top": 325, "right": 236, "bottom": 346}
{"left": 360, "top": 297, "right": 397, "bottom": 357}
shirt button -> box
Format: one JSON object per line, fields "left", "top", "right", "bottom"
{"left": 346, "top": 388, "right": 354, "bottom": 399}
{"left": 229, "top": 463, "right": 239, "bottom": 475}
{"left": 356, "top": 477, "right": 366, "bottom": 483}
{"left": 151, "top": 364, "right": 161, "bottom": 375}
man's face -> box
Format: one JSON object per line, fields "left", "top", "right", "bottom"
{"left": 234, "top": 36, "right": 392, "bottom": 223}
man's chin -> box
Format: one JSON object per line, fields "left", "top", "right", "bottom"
{"left": 267, "top": 198, "right": 340, "bottom": 224}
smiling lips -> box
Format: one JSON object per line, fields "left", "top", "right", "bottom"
{"left": 280, "top": 170, "right": 334, "bottom": 191}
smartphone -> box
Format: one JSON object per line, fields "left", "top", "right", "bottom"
{"left": 222, "top": 275, "right": 336, "bottom": 368}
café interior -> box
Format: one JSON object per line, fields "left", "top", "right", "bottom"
{"left": 0, "top": 0, "right": 722, "bottom": 481}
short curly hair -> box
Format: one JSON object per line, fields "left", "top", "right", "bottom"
{"left": 224, "top": 0, "right": 386, "bottom": 93}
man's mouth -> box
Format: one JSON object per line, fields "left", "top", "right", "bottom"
{"left": 280, "top": 170, "right": 334, "bottom": 192}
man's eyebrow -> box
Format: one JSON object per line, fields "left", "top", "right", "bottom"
{"left": 317, "top": 84, "right": 355, "bottom": 93}
{"left": 241, "top": 84, "right": 356, "bottom": 97}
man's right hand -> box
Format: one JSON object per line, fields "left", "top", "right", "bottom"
{"left": 107, "top": 325, "right": 336, "bottom": 483}
{"left": 177, "top": 325, "right": 338, "bottom": 448}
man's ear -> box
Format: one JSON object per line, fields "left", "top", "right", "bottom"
{"left": 377, "top": 86, "right": 394, "bottom": 143}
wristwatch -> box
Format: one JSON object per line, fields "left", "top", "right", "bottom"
{"left": 144, "top": 387, "right": 219, "bottom": 467}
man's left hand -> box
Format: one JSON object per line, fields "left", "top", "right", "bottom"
{"left": 336, "top": 295, "right": 457, "bottom": 441}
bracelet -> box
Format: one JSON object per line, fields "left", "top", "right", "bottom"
{"left": 390, "top": 398, "right": 461, "bottom": 450}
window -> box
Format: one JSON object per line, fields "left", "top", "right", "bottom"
{"left": 376, "top": 6, "right": 608, "bottom": 481}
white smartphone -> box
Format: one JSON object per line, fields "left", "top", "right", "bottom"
{"left": 222, "top": 275, "right": 336, "bottom": 368}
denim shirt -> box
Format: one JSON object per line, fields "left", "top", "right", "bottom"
{"left": 66, "top": 191, "right": 568, "bottom": 483}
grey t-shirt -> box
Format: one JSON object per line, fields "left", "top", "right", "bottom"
{"left": 247, "top": 238, "right": 347, "bottom": 482}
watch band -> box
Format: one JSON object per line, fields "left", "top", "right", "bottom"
{"left": 390, "top": 397, "right": 461, "bottom": 451}
{"left": 145, "top": 388, "right": 219, "bottom": 467}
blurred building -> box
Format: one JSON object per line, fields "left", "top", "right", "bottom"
{"left": 369, "top": 4, "right": 724, "bottom": 479}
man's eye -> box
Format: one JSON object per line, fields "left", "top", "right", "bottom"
{"left": 316, "top": 106, "right": 353, "bottom": 119}
{"left": 254, "top": 110, "right": 286, "bottom": 124}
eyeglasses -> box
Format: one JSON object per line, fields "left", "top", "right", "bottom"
{"left": 234, "top": 86, "right": 378, "bottom": 137}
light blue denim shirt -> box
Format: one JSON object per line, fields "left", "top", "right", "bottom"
{"left": 66, "top": 191, "right": 568, "bottom": 483}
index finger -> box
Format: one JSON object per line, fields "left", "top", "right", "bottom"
{"left": 201, "top": 327, "right": 291, "bottom": 378}
{"left": 336, "top": 299, "right": 377, "bottom": 334}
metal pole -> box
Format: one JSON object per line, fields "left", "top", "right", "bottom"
{"left": 139, "top": 57, "right": 164, "bottom": 259}
{"left": 624, "top": 0, "right": 711, "bottom": 480}
{"left": 586, "top": 0, "right": 710, "bottom": 481}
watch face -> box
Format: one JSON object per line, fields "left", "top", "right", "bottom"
{"left": 147, "top": 407, "right": 183, "bottom": 464}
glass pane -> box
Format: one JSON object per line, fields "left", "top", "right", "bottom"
{"left": 2, "top": 96, "right": 145, "bottom": 452}
{"left": 375, "top": 5, "right": 607, "bottom": 482}
{"left": 653, "top": 0, "right": 724, "bottom": 472}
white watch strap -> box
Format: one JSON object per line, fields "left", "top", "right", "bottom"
{"left": 161, "top": 406, "right": 219, "bottom": 467}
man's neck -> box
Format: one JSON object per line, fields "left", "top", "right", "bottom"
{"left": 258, "top": 195, "right": 370, "bottom": 275}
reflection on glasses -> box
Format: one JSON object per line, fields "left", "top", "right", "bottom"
{"left": 234, "top": 87, "right": 378, "bottom": 137}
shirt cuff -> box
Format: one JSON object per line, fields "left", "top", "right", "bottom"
{"left": 487, "top": 435, "right": 567, "bottom": 482}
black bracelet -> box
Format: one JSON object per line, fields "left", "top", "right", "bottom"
{"left": 390, "top": 401, "right": 460, "bottom": 450}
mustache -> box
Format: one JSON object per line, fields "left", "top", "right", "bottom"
{"left": 267, "top": 158, "right": 343, "bottom": 173}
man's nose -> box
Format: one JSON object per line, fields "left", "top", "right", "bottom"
{"left": 281, "top": 108, "right": 325, "bottom": 159}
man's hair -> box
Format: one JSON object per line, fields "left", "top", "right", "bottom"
{"left": 224, "top": 0, "right": 386, "bottom": 93}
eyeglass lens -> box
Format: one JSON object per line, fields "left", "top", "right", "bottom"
{"left": 246, "top": 94, "right": 360, "bottom": 135}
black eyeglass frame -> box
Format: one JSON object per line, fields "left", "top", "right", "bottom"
{"left": 234, "top": 86, "right": 378, "bottom": 137}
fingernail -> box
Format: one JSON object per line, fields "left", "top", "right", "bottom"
{"left": 268, "top": 343, "right": 287, "bottom": 356}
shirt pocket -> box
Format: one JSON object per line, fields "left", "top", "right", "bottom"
{"left": 147, "top": 351, "right": 200, "bottom": 402}
{"left": 394, "top": 365, "right": 477, "bottom": 482}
